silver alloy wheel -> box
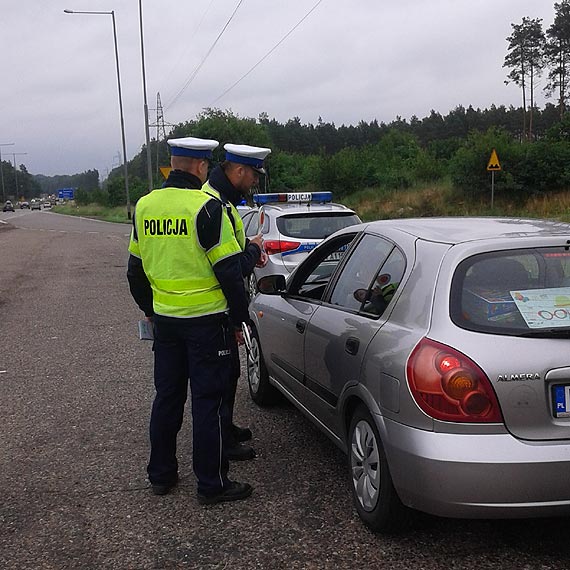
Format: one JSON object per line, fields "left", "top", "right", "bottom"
{"left": 350, "top": 419, "right": 380, "bottom": 512}
{"left": 247, "top": 335, "right": 261, "bottom": 394}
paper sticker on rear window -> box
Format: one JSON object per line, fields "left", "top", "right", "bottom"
{"left": 511, "top": 287, "right": 570, "bottom": 329}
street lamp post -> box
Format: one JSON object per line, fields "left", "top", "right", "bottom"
{"left": 138, "top": 0, "right": 154, "bottom": 191}
{"left": 64, "top": 9, "right": 131, "bottom": 220}
{"left": 11, "top": 153, "right": 27, "bottom": 199}
{"left": 0, "top": 142, "right": 15, "bottom": 202}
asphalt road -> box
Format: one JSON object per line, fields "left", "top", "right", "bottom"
{"left": 1, "top": 208, "right": 570, "bottom": 570}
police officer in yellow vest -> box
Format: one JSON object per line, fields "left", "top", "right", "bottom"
{"left": 202, "top": 143, "right": 271, "bottom": 460}
{"left": 127, "top": 136, "right": 253, "bottom": 505}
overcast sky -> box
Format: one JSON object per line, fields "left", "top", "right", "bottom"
{"left": 0, "top": 0, "right": 555, "bottom": 179}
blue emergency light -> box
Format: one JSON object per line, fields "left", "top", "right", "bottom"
{"left": 253, "top": 191, "right": 332, "bottom": 206}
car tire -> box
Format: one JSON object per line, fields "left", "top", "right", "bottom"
{"left": 246, "top": 325, "right": 280, "bottom": 406}
{"left": 348, "top": 405, "right": 412, "bottom": 533}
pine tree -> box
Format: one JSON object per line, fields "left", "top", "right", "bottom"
{"left": 545, "top": 1, "right": 570, "bottom": 118}
{"left": 504, "top": 17, "right": 546, "bottom": 140}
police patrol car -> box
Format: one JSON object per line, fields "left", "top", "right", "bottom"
{"left": 241, "top": 192, "right": 361, "bottom": 297}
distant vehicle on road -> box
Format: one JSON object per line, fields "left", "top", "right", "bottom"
{"left": 30, "top": 200, "right": 41, "bottom": 211}
{"left": 3, "top": 200, "right": 15, "bottom": 212}
{"left": 43, "top": 201, "right": 51, "bottom": 209}
{"left": 20, "top": 201, "right": 30, "bottom": 209}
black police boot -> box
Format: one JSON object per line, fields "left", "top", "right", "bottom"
{"left": 197, "top": 481, "right": 253, "bottom": 505}
{"left": 151, "top": 475, "right": 178, "bottom": 496}
{"left": 231, "top": 423, "right": 252, "bottom": 443}
{"left": 226, "top": 442, "right": 256, "bottom": 461}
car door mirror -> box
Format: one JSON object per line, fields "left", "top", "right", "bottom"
{"left": 258, "top": 274, "right": 287, "bottom": 294}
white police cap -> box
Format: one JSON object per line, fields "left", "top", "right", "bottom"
{"left": 167, "top": 136, "right": 219, "bottom": 159}
{"left": 224, "top": 143, "right": 271, "bottom": 174}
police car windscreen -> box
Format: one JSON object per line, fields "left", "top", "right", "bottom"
{"left": 276, "top": 213, "right": 360, "bottom": 239}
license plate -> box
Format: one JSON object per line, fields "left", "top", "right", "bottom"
{"left": 553, "top": 385, "right": 570, "bottom": 417}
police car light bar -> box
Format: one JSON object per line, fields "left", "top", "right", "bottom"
{"left": 253, "top": 191, "right": 332, "bottom": 206}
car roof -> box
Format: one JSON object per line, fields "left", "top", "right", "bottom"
{"left": 359, "top": 217, "right": 570, "bottom": 245}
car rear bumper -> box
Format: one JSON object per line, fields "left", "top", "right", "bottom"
{"left": 381, "top": 416, "right": 570, "bottom": 519}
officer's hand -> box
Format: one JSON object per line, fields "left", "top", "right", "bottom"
{"left": 256, "top": 250, "right": 269, "bottom": 268}
{"left": 235, "top": 328, "right": 245, "bottom": 346}
{"left": 250, "top": 233, "right": 264, "bottom": 250}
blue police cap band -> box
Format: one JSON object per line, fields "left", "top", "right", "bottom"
{"left": 225, "top": 152, "right": 264, "bottom": 169}
{"left": 170, "top": 147, "right": 213, "bottom": 159}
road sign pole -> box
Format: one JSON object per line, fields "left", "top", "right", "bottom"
{"left": 487, "top": 149, "right": 501, "bottom": 210}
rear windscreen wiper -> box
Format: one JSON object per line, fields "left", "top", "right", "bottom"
{"left": 516, "top": 328, "right": 570, "bottom": 338}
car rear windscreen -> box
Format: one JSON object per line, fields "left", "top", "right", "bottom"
{"left": 276, "top": 213, "right": 361, "bottom": 239}
{"left": 451, "top": 248, "right": 570, "bottom": 335}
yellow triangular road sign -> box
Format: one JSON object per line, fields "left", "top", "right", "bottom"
{"left": 160, "top": 166, "right": 172, "bottom": 179}
{"left": 487, "top": 149, "right": 501, "bottom": 171}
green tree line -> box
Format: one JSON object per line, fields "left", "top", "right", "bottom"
{"left": 30, "top": 101, "right": 563, "bottom": 207}
{"left": 1, "top": 160, "right": 41, "bottom": 201}
{"left": 34, "top": 170, "right": 100, "bottom": 195}
{"left": 99, "top": 103, "right": 570, "bottom": 207}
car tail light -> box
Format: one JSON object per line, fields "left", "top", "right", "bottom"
{"left": 264, "top": 240, "right": 300, "bottom": 256}
{"left": 406, "top": 338, "right": 503, "bottom": 423}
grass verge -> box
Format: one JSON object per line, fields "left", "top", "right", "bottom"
{"left": 342, "top": 181, "right": 570, "bottom": 222}
{"left": 52, "top": 204, "right": 131, "bottom": 224}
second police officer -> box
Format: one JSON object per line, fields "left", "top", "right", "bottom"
{"left": 203, "top": 143, "right": 271, "bottom": 461}
{"left": 127, "top": 136, "right": 253, "bottom": 504}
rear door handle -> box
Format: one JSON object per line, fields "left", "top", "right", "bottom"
{"left": 345, "top": 337, "right": 360, "bottom": 355}
{"left": 296, "top": 319, "right": 307, "bottom": 334}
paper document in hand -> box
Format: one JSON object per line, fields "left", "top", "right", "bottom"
{"left": 138, "top": 320, "right": 154, "bottom": 340}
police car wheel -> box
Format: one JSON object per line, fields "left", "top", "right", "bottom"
{"left": 248, "top": 274, "right": 258, "bottom": 299}
{"left": 348, "top": 405, "right": 412, "bottom": 533}
{"left": 247, "top": 326, "right": 280, "bottom": 406}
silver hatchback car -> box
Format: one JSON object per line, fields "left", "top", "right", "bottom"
{"left": 247, "top": 217, "right": 570, "bottom": 532}
{"left": 240, "top": 192, "right": 360, "bottom": 297}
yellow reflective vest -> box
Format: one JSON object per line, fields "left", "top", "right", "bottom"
{"left": 128, "top": 186, "right": 242, "bottom": 318}
{"left": 202, "top": 182, "right": 246, "bottom": 250}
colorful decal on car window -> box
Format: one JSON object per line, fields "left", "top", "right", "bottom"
{"left": 511, "top": 287, "right": 570, "bottom": 328}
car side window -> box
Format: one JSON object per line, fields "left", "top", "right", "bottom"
{"left": 329, "top": 235, "right": 394, "bottom": 311}
{"left": 288, "top": 233, "right": 358, "bottom": 301}
{"left": 359, "top": 248, "right": 406, "bottom": 317}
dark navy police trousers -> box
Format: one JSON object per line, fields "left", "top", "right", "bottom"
{"left": 148, "top": 314, "right": 232, "bottom": 496}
